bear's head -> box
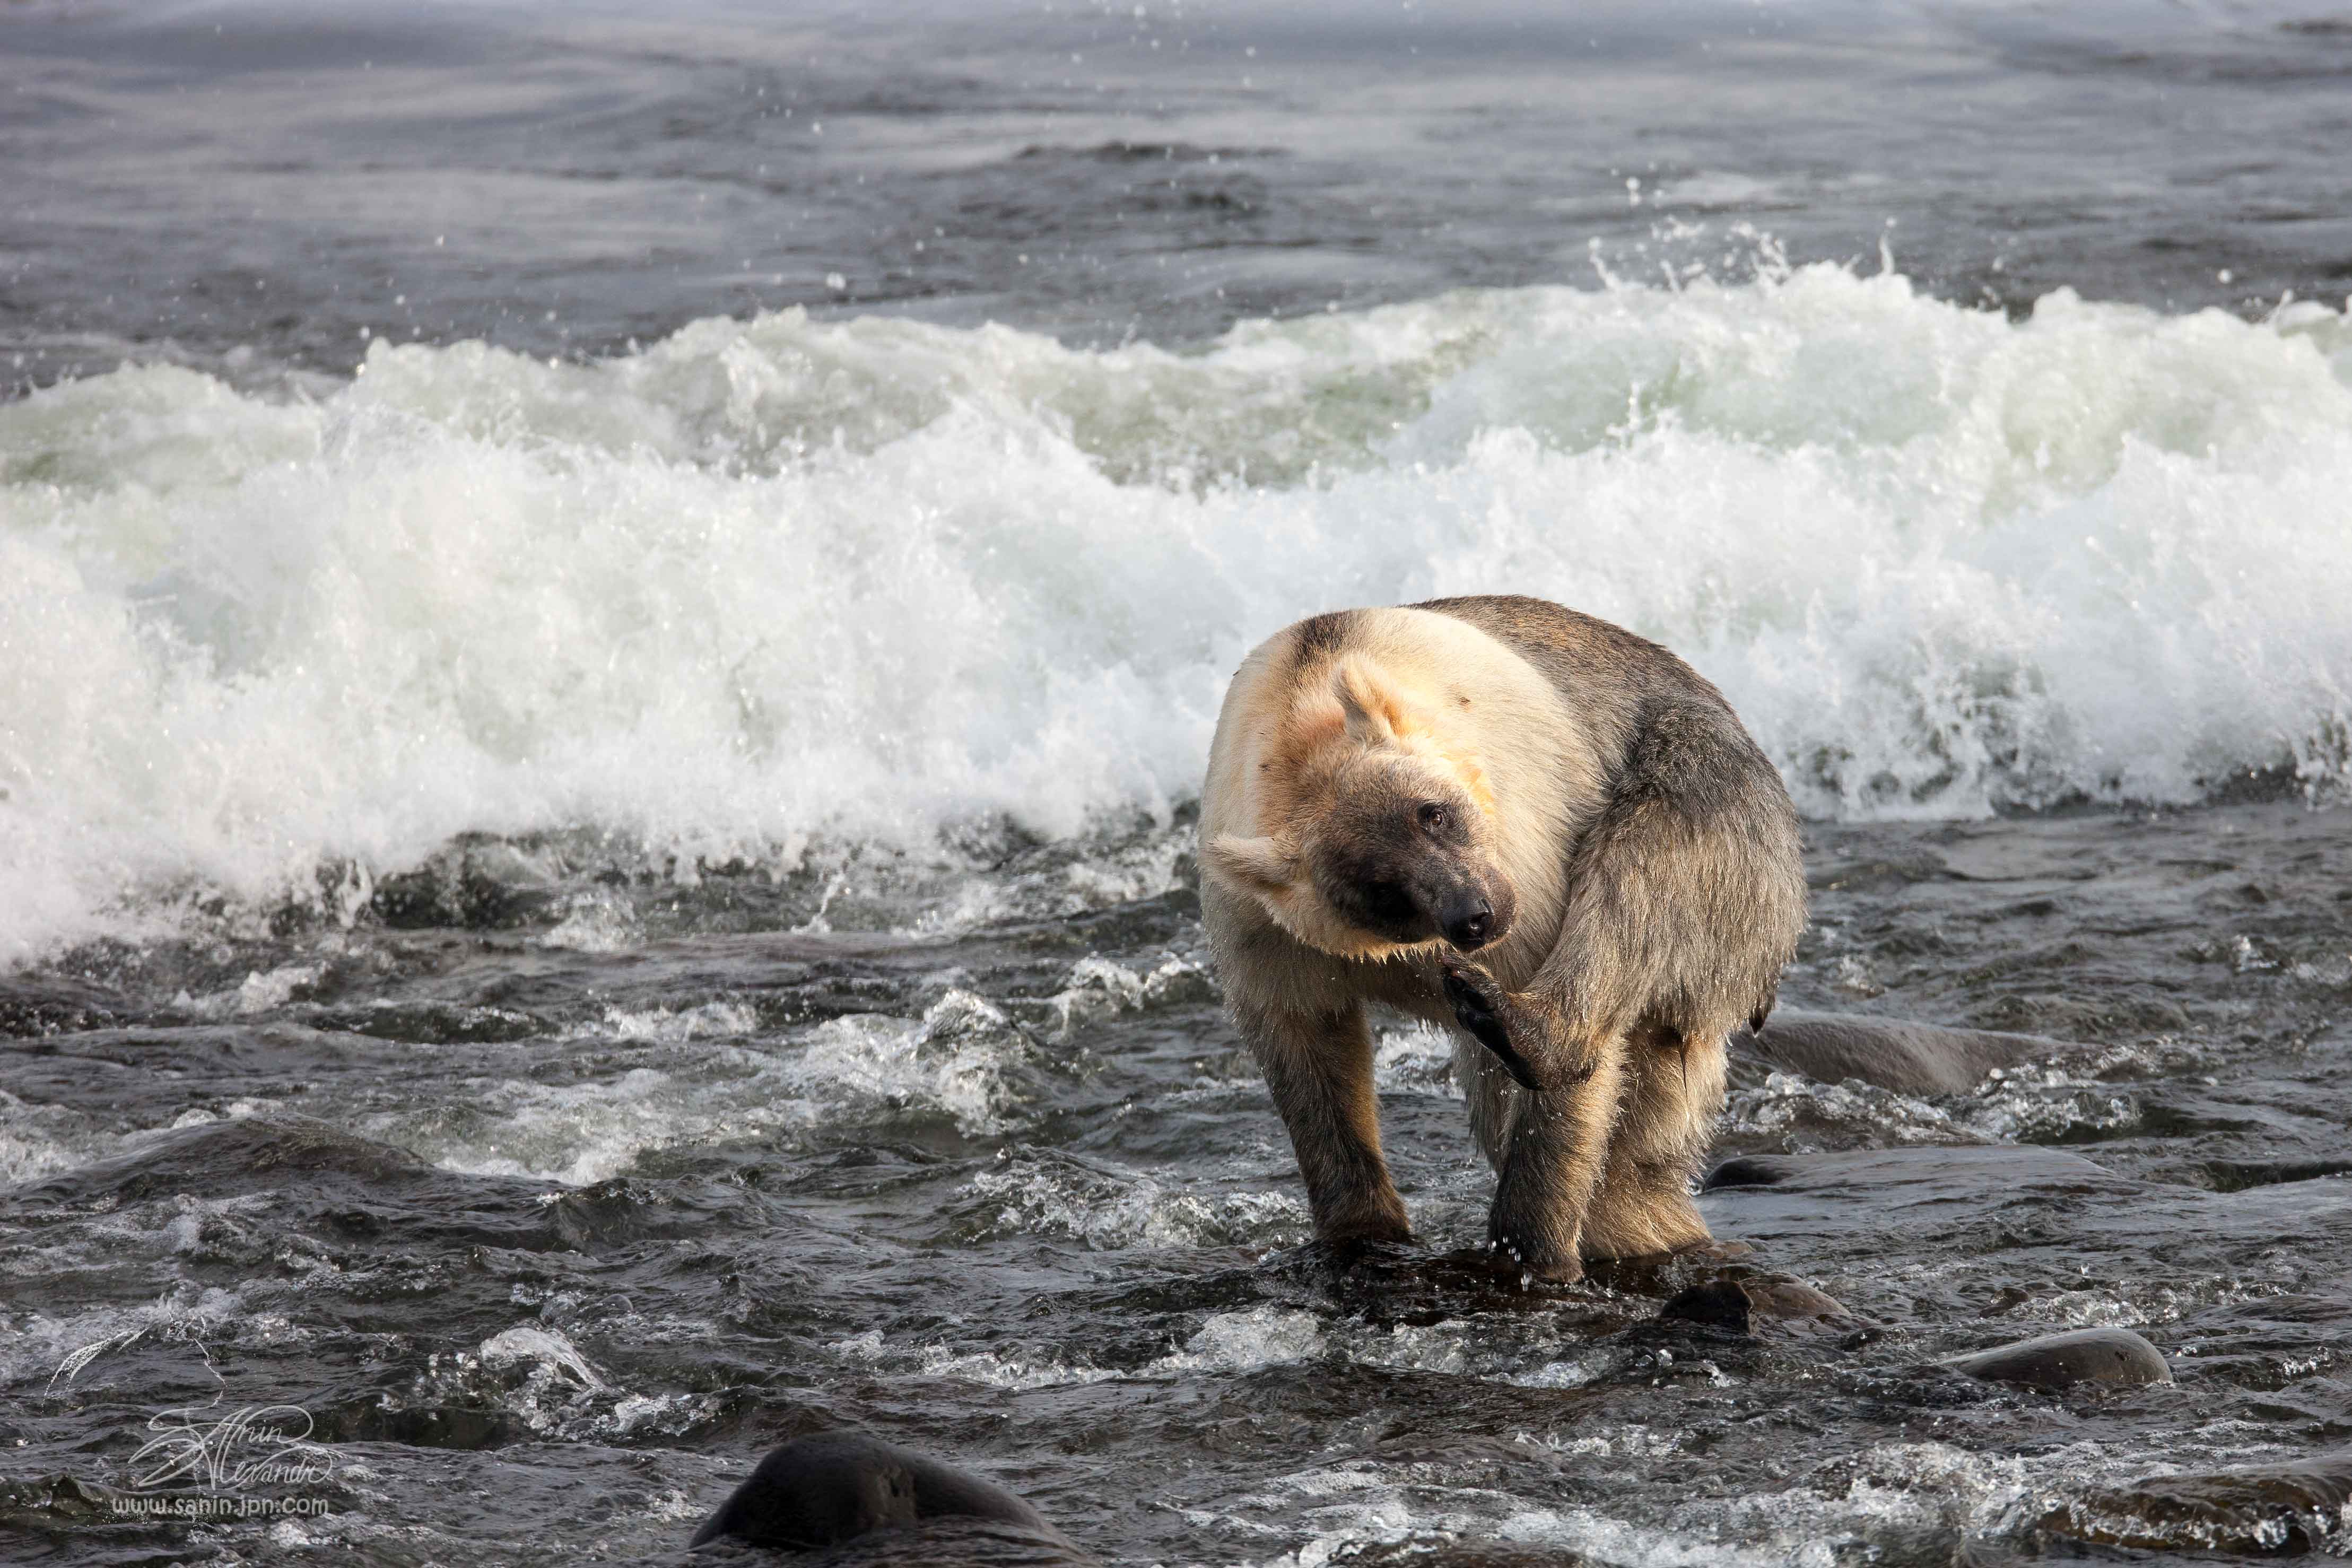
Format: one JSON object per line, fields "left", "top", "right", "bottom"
{"left": 1207, "top": 654, "right": 1517, "bottom": 961}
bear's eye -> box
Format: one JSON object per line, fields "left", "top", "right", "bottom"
{"left": 1416, "top": 802, "right": 1450, "bottom": 834}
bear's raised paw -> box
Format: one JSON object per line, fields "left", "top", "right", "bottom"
{"left": 1440, "top": 959, "right": 1554, "bottom": 1093}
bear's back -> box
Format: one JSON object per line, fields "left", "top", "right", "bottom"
{"left": 1413, "top": 595, "right": 1788, "bottom": 822}
{"left": 1411, "top": 595, "right": 1730, "bottom": 747}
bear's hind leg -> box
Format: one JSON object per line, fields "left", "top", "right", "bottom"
{"left": 1578, "top": 1025, "right": 1727, "bottom": 1260}
{"left": 1487, "top": 1044, "right": 1625, "bottom": 1282}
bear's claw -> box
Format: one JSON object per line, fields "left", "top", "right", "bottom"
{"left": 1441, "top": 959, "right": 1547, "bottom": 1093}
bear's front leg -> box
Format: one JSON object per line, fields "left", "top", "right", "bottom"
{"left": 1441, "top": 961, "right": 1625, "bottom": 1282}
{"left": 1439, "top": 959, "right": 1548, "bottom": 1092}
{"left": 1486, "top": 1047, "right": 1625, "bottom": 1282}
{"left": 1439, "top": 959, "right": 1604, "bottom": 1094}
{"left": 1248, "top": 1003, "right": 1412, "bottom": 1247}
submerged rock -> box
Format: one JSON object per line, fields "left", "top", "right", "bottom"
{"left": 6, "top": 1112, "right": 648, "bottom": 1255}
{"left": 2041, "top": 1450, "right": 2352, "bottom": 1553}
{"left": 1659, "top": 1273, "right": 1858, "bottom": 1336}
{"left": 1732, "top": 1009, "right": 2083, "bottom": 1095}
{"left": 2199, "top": 1156, "right": 2352, "bottom": 1192}
{"left": 1701, "top": 1144, "right": 2118, "bottom": 1196}
{"left": 690, "top": 1432, "right": 1095, "bottom": 1564}
{"left": 1701, "top": 1155, "right": 1797, "bottom": 1191}
{"left": 1945, "top": 1327, "right": 2171, "bottom": 1390}
{"left": 695, "top": 1517, "right": 1101, "bottom": 1566}
{"left": 1696, "top": 1147, "right": 2144, "bottom": 1306}
{"left": 13, "top": 1113, "right": 434, "bottom": 1203}
{"left": 0, "top": 1474, "right": 132, "bottom": 1529}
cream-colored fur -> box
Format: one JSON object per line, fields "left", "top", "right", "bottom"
{"left": 1203, "top": 606, "right": 1602, "bottom": 985}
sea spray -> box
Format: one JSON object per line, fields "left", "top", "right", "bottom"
{"left": 4, "top": 266, "right": 2349, "bottom": 960}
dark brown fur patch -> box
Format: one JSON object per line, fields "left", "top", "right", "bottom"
{"left": 1290, "top": 611, "right": 1356, "bottom": 665}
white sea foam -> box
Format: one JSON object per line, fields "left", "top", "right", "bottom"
{"left": 1372, "top": 1020, "right": 1461, "bottom": 1096}
{"left": 964, "top": 1148, "right": 1310, "bottom": 1249}
{"left": 1158, "top": 1308, "right": 1328, "bottom": 1374}
{"left": 0, "top": 1087, "right": 106, "bottom": 1188}
{"left": 791, "top": 990, "right": 1047, "bottom": 1134}
{"left": 1249, "top": 1437, "right": 2156, "bottom": 1568}
{"left": 598, "top": 1000, "right": 759, "bottom": 1043}
{"left": 362, "top": 991, "right": 1046, "bottom": 1182}
{"left": 1037, "top": 952, "right": 1218, "bottom": 1038}
{"left": 476, "top": 1325, "right": 607, "bottom": 1391}
{"left": 4, "top": 1282, "right": 246, "bottom": 1387}
{"left": 361, "top": 1056, "right": 818, "bottom": 1186}
{"left": 1722, "top": 1068, "right": 1973, "bottom": 1150}
{"left": 6, "top": 269, "right": 2350, "bottom": 960}
{"left": 830, "top": 1327, "right": 1125, "bottom": 1391}
{"left": 830, "top": 1306, "right": 1331, "bottom": 1393}
{"left": 1346, "top": 1317, "right": 1613, "bottom": 1388}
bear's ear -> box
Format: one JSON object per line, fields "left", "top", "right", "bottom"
{"left": 1205, "top": 834, "right": 1300, "bottom": 896}
{"left": 1330, "top": 655, "right": 1426, "bottom": 745}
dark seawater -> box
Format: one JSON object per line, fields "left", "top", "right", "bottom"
{"left": 5, "top": 3, "right": 2352, "bottom": 1565}
{"left": 5, "top": 807, "right": 2352, "bottom": 1564}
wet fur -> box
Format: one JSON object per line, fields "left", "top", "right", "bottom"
{"left": 1200, "top": 596, "right": 1806, "bottom": 1278}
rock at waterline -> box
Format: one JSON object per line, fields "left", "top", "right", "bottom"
{"left": 1693, "top": 1142, "right": 2116, "bottom": 1204}
{"left": 11, "top": 1111, "right": 436, "bottom": 1203}
{"left": 1732, "top": 1009, "right": 2084, "bottom": 1095}
{"left": 2041, "top": 1450, "right": 2352, "bottom": 1553}
{"left": 690, "top": 1432, "right": 1096, "bottom": 1565}
{"left": 1659, "top": 1273, "right": 1859, "bottom": 1336}
{"left": 1700, "top": 1143, "right": 2352, "bottom": 1270}
{"left": 0, "top": 1474, "right": 136, "bottom": 1529}
{"left": 1945, "top": 1327, "right": 2171, "bottom": 1391}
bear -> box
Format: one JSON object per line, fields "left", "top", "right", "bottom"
{"left": 1199, "top": 595, "right": 1805, "bottom": 1280}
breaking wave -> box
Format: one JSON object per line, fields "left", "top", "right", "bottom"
{"left": 5, "top": 265, "right": 2350, "bottom": 959}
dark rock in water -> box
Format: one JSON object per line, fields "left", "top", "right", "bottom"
{"left": 1732, "top": 1009, "right": 2081, "bottom": 1095}
{"left": 1280, "top": 1242, "right": 1623, "bottom": 1331}
{"left": 1701, "top": 1156, "right": 1796, "bottom": 1191}
{"left": 1698, "top": 1146, "right": 2140, "bottom": 1273}
{"left": 2200, "top": 1156, "right": 2352, "bottom": 1192}
{"left": 1702, "top": 1144, "right": 2116, "bottom": 1196}
{"left": 1701, "top": 1145, "right": 2352, "bottom": 1301}
{"left": 690, "top": 1432, "right": 1094, "bottom": 1563}
{"left": 1579, "top": 1240, "right": 1757, "bottom": 1296}
{"left": 1659, "top": 1278, "right": 1756, "bottom": 1332}
{"left": 694, "top": 1517, "right": 1101, "bottom": 1566}
{"left": 1738, "top": 1276, "right": 1856, "bottom": 1327}
{"left": 370, "top": 833, "right": 570, "bottom": 929}
{"left": 1659, "top": 1273, "right": 1858, "bottom": 1335}
{"left": 1851, "top": 1364, "right": 2003, "bottom": 1411}
{"left": 1946, "top": 1328, "right": 2171, "bottom": 1390}
{"left": 2040, "top": 1450, "right": 2352, "bottom": 1553}
{"left": 0, "top": 1473, "right": 133, "bottom": 1528}
{"left": 1701, "top": 1144, "right": 2118, "bottom": 1197}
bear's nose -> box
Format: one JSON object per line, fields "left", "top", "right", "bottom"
{"left": 1442, "top": 898, "right": 1494, "bottom": 952}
